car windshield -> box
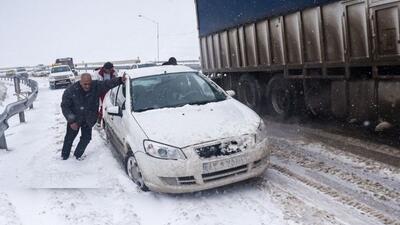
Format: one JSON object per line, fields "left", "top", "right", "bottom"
{"left": 17, "top": 68, "right": 26, "bottom": 72}
{"left": 51, "top": 66, "right": 70, "bottom": 73}
{"left": 131, "top": 72, "right": 227, "bottom": 112}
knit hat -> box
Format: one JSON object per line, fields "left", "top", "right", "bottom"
{"left": 103, "top": 62, "right": 114, "bottom": 69}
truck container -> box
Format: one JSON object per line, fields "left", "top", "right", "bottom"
{"left": 195, "top": 0, "right": 400, "bottom": 126}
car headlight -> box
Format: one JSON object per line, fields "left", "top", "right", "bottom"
{"left": 48, "top": 76, "right": 56, "bottom": 81}
{"left": 143, "top": 140, "right": 186, "bottom": 160}
{"left": 255, "top": 119, "right": 267, "bottom": 143}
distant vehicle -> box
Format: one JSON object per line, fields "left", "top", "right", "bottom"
{"left": 130, "top": 63, "right": 158, "bottom": 69}
{"left": 15, "top": 67, "right": 29, "bottom": 79}
{"left": 32, "top": 65, "right": 49, "bottom": 77}
{"left": 55, "top": 57, "right": 77, "bottom": 75}
{"left": 103, "top": 65, "right": 269, "bottom": 193}
{"left": 119, "top": 63, "right": 158, "bottom": 75}
{"left": 5, "top": 69, "right": 16, "bottom": 77}
{"left": 48, "top": 65, "right": 75, "bottom": 89}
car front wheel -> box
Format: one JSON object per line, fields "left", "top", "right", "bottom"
{"left": 125, "top": 153, "right": 149, "bottom": 192}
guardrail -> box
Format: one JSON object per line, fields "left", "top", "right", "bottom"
{"left": 0, "top": 76, "right": 39, "bottom": 150}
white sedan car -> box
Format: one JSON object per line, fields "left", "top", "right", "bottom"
{"left": 103, "top": 65, "right": 269, "bottom": 193}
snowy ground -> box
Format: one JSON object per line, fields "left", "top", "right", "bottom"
{"left": 0, "top": 77, "right": 399, "bottom": 225}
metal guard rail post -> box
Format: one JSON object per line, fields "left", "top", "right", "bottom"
{"left": 0, "top": 76, "right": 39, "bottom": 150}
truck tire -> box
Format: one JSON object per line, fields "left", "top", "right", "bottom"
{"left": 303, "top": 80, "right": 331, "bottom": 118}
{"left": 266, "top": 75, "right": 294, "bottom": 120}
{"left": 237, "top": 74, "right": 262, "bottom": 113}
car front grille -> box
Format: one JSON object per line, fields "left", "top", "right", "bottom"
{"left": 202, "top": 164, "right": 248, "bottom": 183}
{"left": 194, "top": 135, "right": 255, "bottom": 159}
{"left": 53, "top": 75, "right": 70, "bottom": 79}
{"left": 195, "top": 140, "right": 249, "bottom": 158}
{"left": 158, "top": 158, "right": 267, "bottom": 187}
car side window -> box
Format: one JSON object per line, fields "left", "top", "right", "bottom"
{"left": 116, "top": 84, "right": 126, "bottom": 109}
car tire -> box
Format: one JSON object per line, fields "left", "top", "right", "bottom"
{"left": 125, "top": 152, "right": 149, "bottom": 192}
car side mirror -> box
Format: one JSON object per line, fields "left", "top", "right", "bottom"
{"left": 106, "top": 106, "right": 122, "bottom": 117}
{"left": 226, "top": 90, "right": 235, "bottom": 97}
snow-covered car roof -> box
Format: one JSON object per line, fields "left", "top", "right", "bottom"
{"left": 124, "top": 65, "right": 196, "bottom": 79}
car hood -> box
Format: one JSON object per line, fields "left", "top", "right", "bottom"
{"left": 133, "top": 98, "right": 260, "bottom": 148}
{"left": 49, "top": 71, "right": 73, "bottom": 77}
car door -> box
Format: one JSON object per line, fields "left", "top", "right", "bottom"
{"left": 104, "top": 86, "right": 121, "bottom": 147}
{"left": 111, "top": 84, "right": 128, "bottom": 155}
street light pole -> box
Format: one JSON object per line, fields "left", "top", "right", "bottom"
{"left": 138, "top": 14, "right": 159, "bottom": 62}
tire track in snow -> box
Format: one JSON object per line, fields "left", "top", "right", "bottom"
{"left": 256, "top": 180, "right": 344, "bottom": 225}
{"left": 270, "top": 138, "right": 400, "bottom": 207}
{"left": 267, "top": 134, "right": 400, "bottom": 224}
{"left": 270, "top": 164, "right": 400, "bottom": 225}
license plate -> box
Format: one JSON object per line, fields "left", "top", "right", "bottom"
{"left": 56, "top": 80, "right": 69, "bottom": 84}
{"left": 203, "top": 154, "right": 249, "bottom": 174}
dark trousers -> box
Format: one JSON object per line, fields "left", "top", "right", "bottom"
{"left": 61, "top": 123, "right": 92, "bottom": 159}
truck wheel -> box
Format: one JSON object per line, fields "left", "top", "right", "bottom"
{"left": 266, "top": 75, "right": 294, "bottom": 119}
{"left": 303, "top": 80, "right": 331, "bottom": 118}
{"left": 238, "top": 74, "right": 262, "bottom": 113}
{"left": 125, "top": 152, "right": 149, "bottom": 192}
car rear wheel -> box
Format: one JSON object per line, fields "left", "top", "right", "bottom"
{"left": 125, "top": 153, "right": 149, "bottom": 192}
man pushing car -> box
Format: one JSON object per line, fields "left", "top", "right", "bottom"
{"left": 60, "top": 72, "right": 126, "bottom": 160}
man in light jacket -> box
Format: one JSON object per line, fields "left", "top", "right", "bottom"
{"left": 93, "top": 62, "right": 118, "bottom": 126}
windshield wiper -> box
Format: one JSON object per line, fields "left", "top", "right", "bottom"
{"left": 135, "top": 107, "right": 158, "bottom": 112}
{"left": 188, "top": 100, "right": 217, "bottom": 105}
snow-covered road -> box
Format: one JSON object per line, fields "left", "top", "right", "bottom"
{"left": 0, "top": 77, "right": 399, "bottom": 225}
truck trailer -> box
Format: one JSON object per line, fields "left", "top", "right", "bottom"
{"left": 195, "top": 0, "right": 400, "bottom": 126}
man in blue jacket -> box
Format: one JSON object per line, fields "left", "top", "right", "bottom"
{"left": 60, "top": 73, "right": 126, "bottom": 160}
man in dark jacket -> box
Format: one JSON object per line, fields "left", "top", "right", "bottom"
{"left": 60, "top": 73, "right": 126, "bottom": 160}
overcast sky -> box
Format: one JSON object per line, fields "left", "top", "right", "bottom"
{"left": 0, "top": 0, "right": 200, "bottom": 67}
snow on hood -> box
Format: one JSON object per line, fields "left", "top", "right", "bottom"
{"left": 133, "top": 98, "right": 261, "bottom": 148}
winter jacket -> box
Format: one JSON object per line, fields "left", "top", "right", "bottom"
{"left": 61, "top": 77, "right": 123, "bottom": 127}
{"left": 94, "top": 67, "right": 118, "bottom": 81}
